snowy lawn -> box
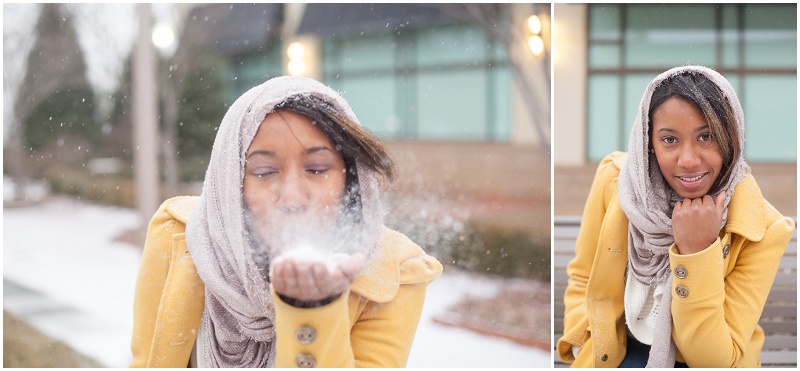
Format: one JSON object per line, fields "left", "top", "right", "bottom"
{"left": 3, "top": 195, "right": 551, "bottom": 367}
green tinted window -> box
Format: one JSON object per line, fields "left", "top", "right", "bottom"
{"left": 744, "top": 75, "right": 797, "bottom": 162}
{"left": 587, "top": 75, "right": 621, "bottom": 160}
{"left": 625, "top": 4, "right": 716, "bottom": 67}
{"left": 416, "top": 70, "right": 487, "bottom": 140}
{"left": 743, "top": 4, "right": 797, "bottom": 68}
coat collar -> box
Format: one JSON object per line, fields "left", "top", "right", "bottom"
{"left": 165, "top": 197, "right": 442, "bottom": 304}
{"left": 725, "top": 173, "right": 768, "bottom": 242}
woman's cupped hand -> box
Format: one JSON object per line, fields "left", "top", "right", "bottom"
{"left": 270, "top": 253, "right": 367, "bottom": 303}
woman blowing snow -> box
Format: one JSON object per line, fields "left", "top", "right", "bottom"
{"left": 130, "top": 76, "right": 443, "bottom": 367}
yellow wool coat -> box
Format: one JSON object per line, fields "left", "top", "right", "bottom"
{"left": 557, "top": 152, "right": 795, "bottom": 368}
{"left": 130, "top": 196, "right": 443, "bottom": 368}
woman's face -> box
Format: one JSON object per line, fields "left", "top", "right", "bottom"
{"left": 243, "top": 110, "right": 347, "bottom": 250}
{"left": 651, "top": 97, "right": 723, "bottom": 199}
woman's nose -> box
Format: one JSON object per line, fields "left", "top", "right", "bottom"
{"left": 276, "top": 172, "right": 309, "bottom": 214}
{"left": 677, "top": 143, "right": 702, "bottom": 168}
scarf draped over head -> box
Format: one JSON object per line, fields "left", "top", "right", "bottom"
{"left": 617, "top": 66, "right": 749, "bottom": 367}
{"left": 185, "top": 76, "right": 385, "bottom": 367}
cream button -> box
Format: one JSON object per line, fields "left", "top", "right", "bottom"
{"left": 722, "top": 244, "right": 731, "bottom": 258}
{"left": 674, "top": 265, "right": 688, "bottom": 279}
{"left": 675, "top": 285, "right": 689, "bottom": 298}
{"left": 295, "top": 354, "right": 316, "bottom": 368}
{"left": 295, "top": 325, "right": 317, "bottom": 345}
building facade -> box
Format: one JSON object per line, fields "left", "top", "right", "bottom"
{"left": 194, "top": 3, "right": 550, "bottom": 148}
{"left": 555, "top": 3, "right": 796, "bottom": 166}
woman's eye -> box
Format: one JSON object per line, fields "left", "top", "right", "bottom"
{"left": 250, "top": 168, "right": 277, "bottom": 178}
{"left": 698, "top": 133, "right": 711, "bottom": 142}
{"left": 660, "top": 136, "right": 678, "bottom": 144}
{"left": 307, "top": 168, "right": 330, "bottom": 175}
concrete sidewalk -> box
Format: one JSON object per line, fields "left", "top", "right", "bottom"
{"left": 4, "top": 279, "right": 131, "bottom": 367}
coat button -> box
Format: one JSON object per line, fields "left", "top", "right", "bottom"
{"left": 601, "top": 354, "right": 608, "bottom": 361}
{"left": 675, "top": 285, "right": 689, "bottom": 298}
{"left": 295, "top": 354, "right": 316, "bottom": 368}
{"left": 295, "top": 325, "right": 317, "bottom": 345}
{"left": 722, "top": 244, "right": 731, "bottom": 258}
{"left": 674, "top": 265, "right": 688, "bottom": 279}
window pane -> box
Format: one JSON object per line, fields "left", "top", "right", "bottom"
{"left": 743, "top": 75, "right": 797, "bottom": 162}
{"left": 491, "top": 66, "right": 511, "bottom": 140}
{"left": 743, "top": 4, "right": 797, "bottom": 68}
{"left": 415, "top": 25, "right": 487, "bottom": 67}
{"left": 589, "top": 4, "right": 622, "bottom": 41}
{"left": 720, "top": 4, "right": 739, "bottom": 68}
{"left": 335, "top": 75, "right": 399, "bottom": 137}
{"left": 327, "top": 35, "right": 397, "bottom": 73}
{"left": 589, "top": 44, "right": 620, "bottom": 68}
{"left": 587, "top": 75, "right": 621, "bottom": 161}
{"left": 622, "top": 74, "right": 656, "bottom": 146}
{"left": 416, "top": 70, "right": 487, "bottom": 140}
{"left": 625, "top": 4, "right": 716, "bottom": 67}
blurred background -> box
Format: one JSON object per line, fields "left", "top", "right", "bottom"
{"left": 3, "top": 3, "right": 551, "bottom": 367}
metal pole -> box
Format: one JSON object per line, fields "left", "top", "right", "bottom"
{"left": 132, "top": 3, "right": 160, "bottom": 223}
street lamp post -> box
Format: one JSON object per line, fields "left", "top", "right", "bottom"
{"left": 132, "top": 3, "right": 160, "bottom": 224}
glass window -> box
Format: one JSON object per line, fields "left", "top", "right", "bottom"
{"left": 743, "top": 75, "right": 797, "bottom": 162}
{"left": 589, "top": 44, "right": 621, "bottom": 68}
{"left": 589, "top": 4, "right": 622, "bottom": 42}
{"left": 625, "top": 4, "right": 717, "bottom": 67}
{"left": 415, "top": 24, "right": 488, "bottom": 67}
{"left": 586, "top": 4, "right": 797, "bottom": 162}
{"left": 743, "top": 4, "right": 797, "bottom": 68}
{"left": 328, "top": 35, "right": 397, "bottom": 73}
{"left": 587, "top": 75, "right": 621, "bottom": 160}
{"left": 416, "top": 70, "right": 487, "bottom": 140}
{"left": 491, "top": 66, "right": 511, "bottom": 140}
{"left": 331, "top": 75, "right": 399, "bottom": 137}
{"left": 320, "top": 21, "right": 509, "bottom": 141}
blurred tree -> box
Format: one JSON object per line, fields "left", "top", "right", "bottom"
{"left": 12, "top": 4, "right": 98, "bottom": 176}
{"left": 158, "top": 4, "right": 227, "bottom": 194}
{"left": 173, "top": 54, "right": 228, "bottom": 183}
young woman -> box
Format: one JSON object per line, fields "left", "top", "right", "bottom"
{"left": 130, "top": 76, "right": 443, "bottom": 367}
{"left": 557, "top": 66, "right": 795, "bottom": 367}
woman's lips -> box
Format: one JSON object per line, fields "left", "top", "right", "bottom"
{"left": 675, "top": 172, "right": 708, "bottom": 191}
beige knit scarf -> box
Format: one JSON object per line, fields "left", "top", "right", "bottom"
{"left": 617, "top": 66, "right": 749, "bottom": 367}
{"left": 185, "top": 76, "right": 384, "bottom": 367}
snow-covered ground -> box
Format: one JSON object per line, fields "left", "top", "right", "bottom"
{"left": 3, "top": 192, "right": 551, "bottom": 367}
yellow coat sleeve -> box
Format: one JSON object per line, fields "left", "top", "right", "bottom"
{"left": 272, "top": 282, "right": 429, "bottom": 368}
{"left": 130, "top": 198, "right": 204, "bottom": 368}
{"left": 669, "top": 216, "right": 794, "bottom": 367}
{"left": 130, "top": 202, "right": 178, "bottom": 368}
{"left": 557, "top": 153, "right": 621, "bottom": 363}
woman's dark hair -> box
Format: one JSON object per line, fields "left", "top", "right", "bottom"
{"left": 648, "top": 71, "right": 740, "bottom": 195}
{"left": 274, "top": 94, "right": 398, "bottom": 211}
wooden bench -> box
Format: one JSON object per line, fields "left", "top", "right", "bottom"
{"left": 554, "top": 215, "right": 797, "bottom": 368}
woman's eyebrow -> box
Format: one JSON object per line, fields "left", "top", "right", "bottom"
{"left": 246, "top": 150, "right": 277, "bottom": 159}
{"left": 656, "top": 125, "right": 709, "bottom": 133}
{"left": 305, "top": 146, "right": 335, "bottom": 155}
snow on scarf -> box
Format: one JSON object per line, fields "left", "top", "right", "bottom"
{"left": 185, "top": 76, "right": 384, "bottom": 367}
{"left": 617, "top": 66, "right": 749, "bottom": 367}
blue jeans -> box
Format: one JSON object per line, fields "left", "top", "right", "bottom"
{"left": 619, "top": 336, "right": 689, "bottom": 368}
